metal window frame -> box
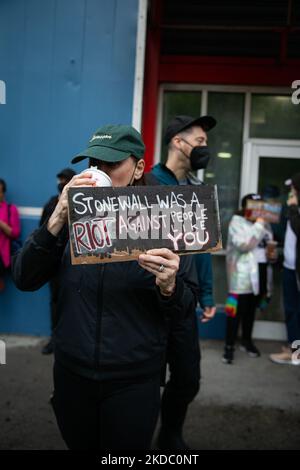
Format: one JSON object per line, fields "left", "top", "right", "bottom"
{"left": 241, "top": 141, "right": 300, "bottom": 196}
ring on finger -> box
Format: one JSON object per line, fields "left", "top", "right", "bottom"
{"left": 158, "top": 264, "right": 165, "bottom": 273}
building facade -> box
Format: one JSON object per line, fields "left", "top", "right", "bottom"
{"left": 1, "top": 0, "right": 299, "bottom": 339}
{"left": 142, "top": 0, "right": 300, "bottom": 340}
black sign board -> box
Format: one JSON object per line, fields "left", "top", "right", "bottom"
{"left": 67, "top": 185, "right": 222, "bottom": 264}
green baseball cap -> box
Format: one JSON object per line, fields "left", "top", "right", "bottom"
{"left": 71, "top": 125, "right": 145, "bottom": 164}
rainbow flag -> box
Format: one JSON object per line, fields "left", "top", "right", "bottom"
{"left": 225, "top": 293, "right": 239, "bottom": 317}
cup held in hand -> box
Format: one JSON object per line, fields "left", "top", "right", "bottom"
{"left": 80, "top": 166, "right": 112, "bottom": 187}
{"left": 266, "top": 240, "right": 278, "bottom": 262}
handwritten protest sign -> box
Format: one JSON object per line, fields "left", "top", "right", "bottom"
{"left": 67, "top": 185, "right": 222, "bottom": 264}
{"left": 245, "top": 200, "right": 282, "bottom": 224}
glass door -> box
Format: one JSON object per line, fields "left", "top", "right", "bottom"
{"left": 241, "top": 143, "right": 300, "bottom": 325}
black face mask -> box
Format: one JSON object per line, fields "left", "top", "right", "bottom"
{"left": 180, "top": 139, "right": 211, "bottom": 170}
{"left": 190, "top": 146, "right": 211, "bottom": 170}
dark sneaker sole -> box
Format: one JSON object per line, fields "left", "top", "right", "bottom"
{"left": 248, "top": 352, "right": 260, "bottom": 358}
{"left": 222, "top": 357, "right": 233, "bottom": 364}
{"left": 239, "top": 345, "right": 260, "bottom": 357}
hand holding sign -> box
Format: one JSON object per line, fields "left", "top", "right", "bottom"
{"left": 47, "top": 173, "right": 96, "bottom": 237}
{"left": 139, "top": 248, "right": 180, "bottom": 297}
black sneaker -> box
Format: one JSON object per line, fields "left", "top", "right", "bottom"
{"left": 240, "top": 341, "right": 260, "bottom": 358}
{"left": 222, "top": 345, "right": 234, "bottom": 364}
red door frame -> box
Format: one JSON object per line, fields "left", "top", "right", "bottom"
{"left": 142, "top": 1, "right": 300, "bottom": 171}
{"left": 142, "top": 0, "right": 162, "bottom": 171}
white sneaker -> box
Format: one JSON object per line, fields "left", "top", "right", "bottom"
{"left": 269, "top": 351, "right": 300, "bottom": 365}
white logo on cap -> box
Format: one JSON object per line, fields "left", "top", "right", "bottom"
{"left": 90, "top": 134, "right": 112, "bottom": 142}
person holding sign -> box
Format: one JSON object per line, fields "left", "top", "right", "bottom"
{"left": 151, "top": 115, "right": 217, "bottom": 450}
{"left": 223, "top": 194, "right": 269, "bottom": 364}
{"left": 11, "top": 125, "right": 198, "bottom": 450}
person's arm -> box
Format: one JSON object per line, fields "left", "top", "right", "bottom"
{"left": 175, "top": 254, "right": 199, "bottom": 316}
{"left": 229, "top": 217, "right": 266, "bottom": 253}
{"left": 0, "top": 220, "right": 12, "bottom": 237}
{"left": 157, "top": 256, "right": 199, "bottom": 322}
{"left": 9, "top": 204, "right": 21, "bottom": 239}
{"left": 0, "top": 204, "right": 21, "bottom": 239}
{"left": 12, "top": 172, "right": 96, "bottom": 291}
{"left": 194, "top": 252, "right": 216, "bottom": 322}
{"left": 11, "top": 224, "right": 67, "bottom": 291}
{"left": 139, "top": 249, "right": 199, "bottom": 320}
{"left": 194, "top": 253, "right": 214, "bottom": 308}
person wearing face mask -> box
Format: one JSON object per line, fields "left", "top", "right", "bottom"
{"left": 151, "top": 115, "right": 217, "bottom": 450}
{"left": 12, "top": 125, "right": 198, "bottom": 450}
{"left": 39, "top": 168, "right": 76, "bottom": 355}
{"left": 223, "top": 194, "right": 268, "bottom": 364}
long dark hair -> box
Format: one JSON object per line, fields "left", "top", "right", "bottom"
{"left": 0, "top": 178, "right": 7, "bottom": 193}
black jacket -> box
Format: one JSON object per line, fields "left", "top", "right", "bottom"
{"left": 12, "top": 224, "right": 198, "bottom": 381}
{"left": 288, "top": 204, "right": 300, "bottom": 284}
{"left": 39, "top": 196, "right": 59, "bottom": 226}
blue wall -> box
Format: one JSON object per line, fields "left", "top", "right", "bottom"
{"left": 0, "top": 0, "right": 139, "bottom": 334}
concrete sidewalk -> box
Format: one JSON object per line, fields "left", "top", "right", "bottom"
{"left": 0, "top": 336, "right": 299, "bottom": 450}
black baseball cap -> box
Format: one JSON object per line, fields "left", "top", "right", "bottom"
{"left": 57, "top": 168, "right": 76, "bottom": 180}
{"left": 71, "top": 125, "right": 145, "bottom": 164}
{"left": 164, "top": 115, "right": 217, "bottom": 145}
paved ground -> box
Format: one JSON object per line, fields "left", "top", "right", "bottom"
{"left": 0, "top": 336, "right": 300, "bottom": 450}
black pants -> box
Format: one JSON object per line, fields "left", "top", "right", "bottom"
{"left": 51, "top": 361, "right": 161, "bottom": 450}
{"left": 225, "top": 293, "right": 257, "bottom": 346}
{"left": 160, "top": 312, "right": 201, "bottom": 431}
{"left": 225, "top": 263, "right": 268, "bottom": 346}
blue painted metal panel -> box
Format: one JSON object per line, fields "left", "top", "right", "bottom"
{"left": 0, "top": 0, "right": 27, "bottom": 205}
{"left": 0, "top": 0, "right": 139, "bottom": 206}
{"left": 0, "top": 0, "right": 139, "bottom": 334}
